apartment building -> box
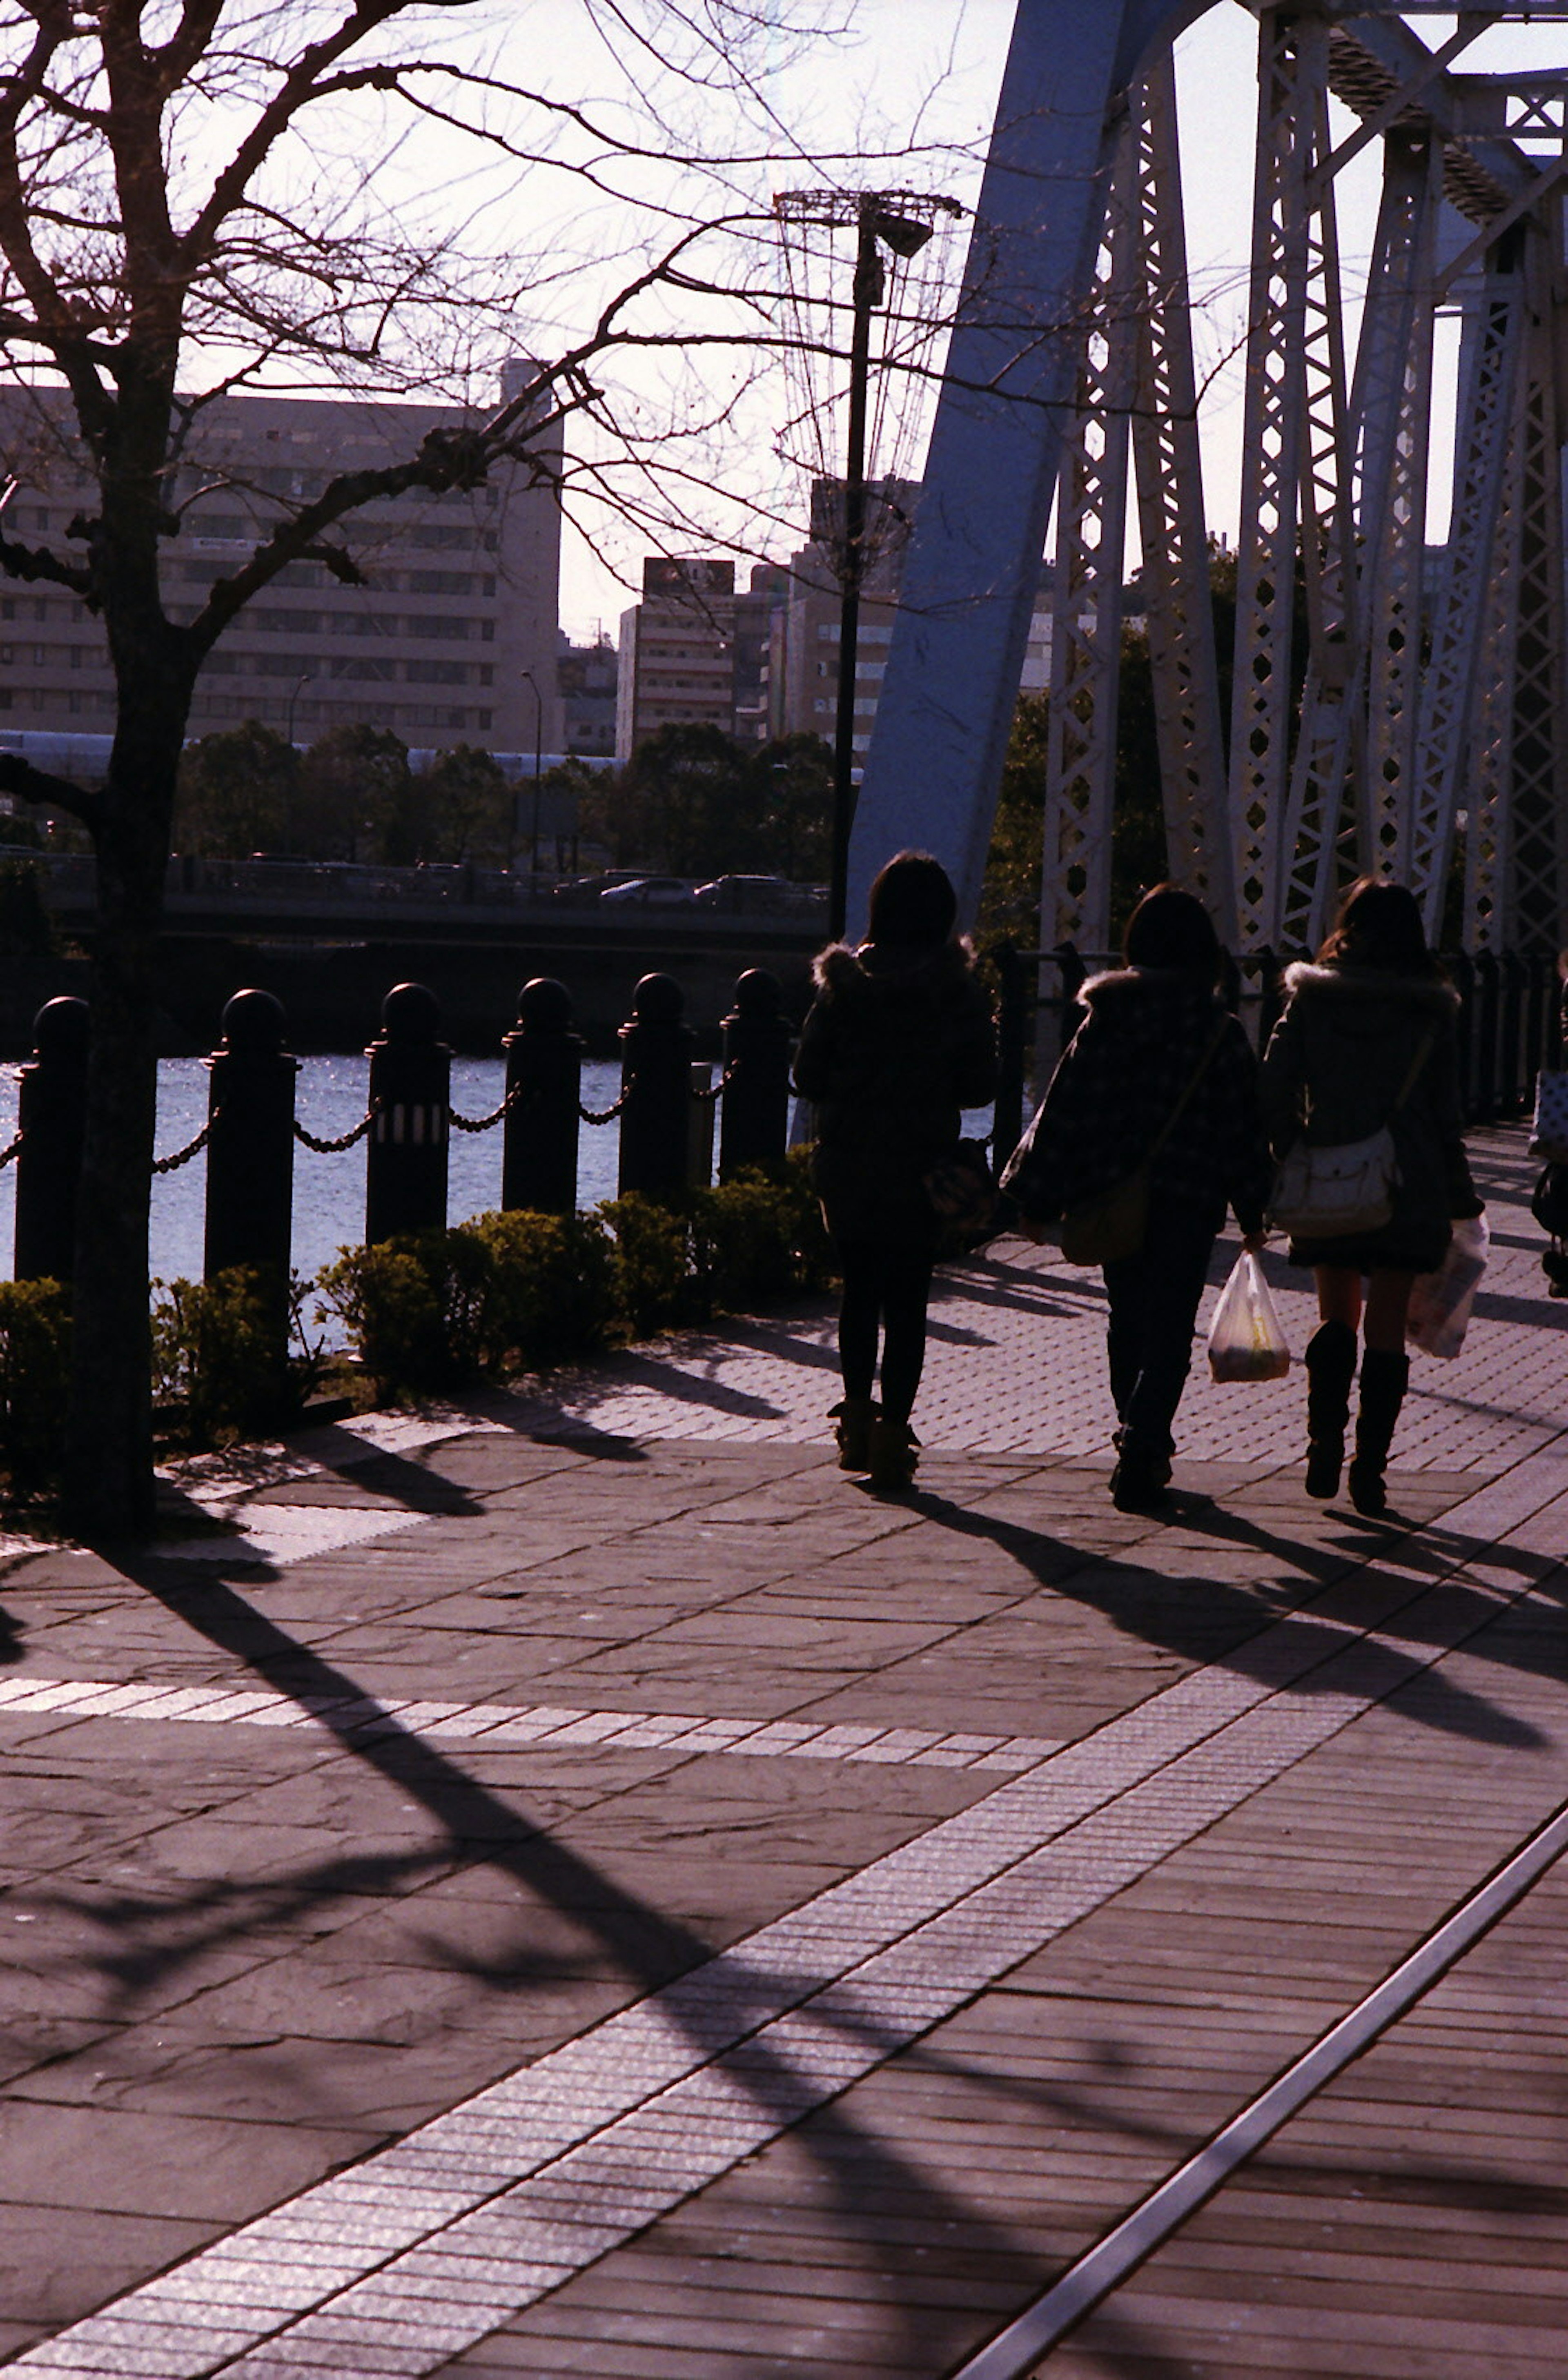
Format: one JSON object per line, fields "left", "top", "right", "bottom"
{"left": 614, "top": 557, "right": 738, "bottom": 760}
{"left": 557, "top": 631, "right": 618, "bottom": 757}
{"left": 0, "top": 378, "right": 562, "bottom": 753}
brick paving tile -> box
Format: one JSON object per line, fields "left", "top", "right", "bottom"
{"left": 0, "top": 1124, "right": 1564, "bottom": 2375}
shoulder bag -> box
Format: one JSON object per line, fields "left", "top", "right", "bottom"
{"left": 1059, "top": 1017, "right": 1230, "bottom": 1267}
{"left": 1269, "top": 1033, "right": 1433, "bottom": 1239}
{"left": 1529, "top": 1068, "right": 1568, "bottom": 1160}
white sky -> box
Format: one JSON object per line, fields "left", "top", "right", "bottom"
{"left": 552, "top": 1, "right": 1568, "bottom": 637}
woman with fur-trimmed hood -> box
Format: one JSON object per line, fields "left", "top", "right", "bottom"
{"left": 1003, "top": 884, "right": 1272, "bottom": 1514}
{"left": 793, "top": 851, "right": 997, "bottom": 1490}
{"left": 1260, "top": 876, "right": 1482, "bottom": 1517}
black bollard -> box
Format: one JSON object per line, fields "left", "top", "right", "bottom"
{"left": 204, "top": 990, "right": 298, "bottom": 1282}
{"left": 1447, "top": 949, "right": 1476, "bottom": 1122}
{"left": 13, "top": 996, "right": 89, "bottom": 1283}
{"left": 365, "top": 982, "right": 451, "bottom": 1244}
{"left": 502, "top": 977, "right": 583, "bottom": 1216}
{"left": 204, "top": 989, "right": 298, "bottom": 1398}
{"left": 719, "top": 969, "right": 791, "bottom": 1180}
{"left": 617, "top": 972, "right": 694, "bottom": 1199}
{"left": 1474, "top": 949, "right": 1500, "bottom": 1121}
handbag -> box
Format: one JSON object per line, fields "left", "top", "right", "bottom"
{"left": 924, "top": 1138, "right": 997, "bottom": 1239}
{"left": 1058, "top": 1017, "right": 1229, "bottom": 1267}
{"left": 1530, "top": 1069, "right": 1568, "bottom": 1160}
{"left": 1269, "top": 1034, "right": 1432, "bottom": 1239}
{"left": 1407, "top": 1215, "right": 1488, "bottom": 1360}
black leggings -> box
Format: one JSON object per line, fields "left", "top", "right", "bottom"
{"left": 835, "top": 1238, "right": 936, "bottom": 1426}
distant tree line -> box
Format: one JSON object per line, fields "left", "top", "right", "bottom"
{"left": 172, "top": 717, "right": 837, "bottom": 883}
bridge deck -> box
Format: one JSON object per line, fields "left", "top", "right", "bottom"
{"left": 0, "top": 1122, "right": 1564, "bottom": 2377}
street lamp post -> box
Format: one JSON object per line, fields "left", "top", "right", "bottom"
{"left": 520, "top": 670, "right": 543, "bottom": 886}
{"left": 287, "top": 672, "right": 314, "bottom": 747}
{"left": 775, "top": 190, "right": 960, "bottom": 944}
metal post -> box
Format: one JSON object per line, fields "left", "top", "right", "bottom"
{"left": 501, "top": 977, "right": 583, "bottom": 1217}
{"left": 203, "top": 988, "right": 298, "bottom": 1389}
{"left": 365, "top": 982, "right": 452, "bottom": 1243}
{"left": 991, "top": 943, "right": 1028, "bottom": 1175}
{"left": 828, "top": 203, "right": 880, "bottom": 947}
{"left": 617, "top": 973, "right": 695, "bottom": 1199}
{"left": 13, "top": 996, "right": 89, "bottom": 1284}
{"left": 719, "top": 969, "right": 792, "bottom": 1179}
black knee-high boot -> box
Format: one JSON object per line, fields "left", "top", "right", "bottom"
{"left": 1348, "top": 1348, "right": 1409, "bottom": 1517}
{"left": 1304, "top": 1319, "right": 1358, "bottom": 1499}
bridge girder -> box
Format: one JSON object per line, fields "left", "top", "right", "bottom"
{"left": 849, "top": 0, "right": 1568, "bottom": 959}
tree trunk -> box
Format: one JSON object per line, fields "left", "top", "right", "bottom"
{"left": 62, "top": 701, "right": 185, "bottom": 1541}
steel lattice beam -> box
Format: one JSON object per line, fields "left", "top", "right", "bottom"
{"left": 848, "top": 1, "right": 1568, "bottom": 960}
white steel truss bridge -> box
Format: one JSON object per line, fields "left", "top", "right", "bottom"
{"left": 849, "top": 1, "right": 1568, "bottom": 960}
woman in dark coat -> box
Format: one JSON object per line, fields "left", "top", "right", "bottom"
{"left": 1003, "top": 885, "right": 1272, "bottom": 1514}
{"left": 1260, "top": 876, "right": 1482, "bottom": 1516}
{"left": 792, "top": 850, "right": 997, "bottom": 1490}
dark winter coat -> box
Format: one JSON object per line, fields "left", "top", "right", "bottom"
{"left": 1002, "top": 968, "right": 1273, "bottom": 1237}
{"left": 1258, "top": 960, "right": 1481, "bottom": 1273}
{"left": 791, "top": 937, "right": 998, "bottom": 1243}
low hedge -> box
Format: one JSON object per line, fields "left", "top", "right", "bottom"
{"left": 0, "top": 1159, "right": 836, "bottom": 1511}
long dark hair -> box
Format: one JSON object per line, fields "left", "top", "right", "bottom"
{"left": 866, "top": 849, "right": 958, "bottom": 948}
{"left": 1318, "top": 876, "right": 1444, "bottom": 977}
{"left": 1123, "top": 882, "right": 1222, "bottom": 986}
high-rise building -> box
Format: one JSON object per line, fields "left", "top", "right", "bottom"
{"left": 557, "top": 631, "right": 618, "bottom": 757}
{"left": 615, "top": 557, "right": 737, "bottom": 761}
{"left": 0, "top": 379, "right": 562, "bottom": 752}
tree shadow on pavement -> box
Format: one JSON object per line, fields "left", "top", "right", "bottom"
{"left": 912, "top": 1492, "right": 1547, "bottom": 1748}
{"left": 29, "top": 1549, "right": 1059, "bottom": 2379}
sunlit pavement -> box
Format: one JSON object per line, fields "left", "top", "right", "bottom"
{"left": 0, "top": 1124, "right": 1564, "bottom": 2378}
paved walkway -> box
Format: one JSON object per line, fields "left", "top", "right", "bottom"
{"left": 0, "top": 1124, "right": 1564, "bottom": 2378}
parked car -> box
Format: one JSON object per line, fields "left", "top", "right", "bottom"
{"left": 598, "top": 875, "right": 696, "bottom": 906}
{"left": 693, "top": 874, "right": 825, "bottom": 917}
{"left": 552, "top": 869, "right": 645, "bottom": 905}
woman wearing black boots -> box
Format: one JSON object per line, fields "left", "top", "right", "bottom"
{"left": 1260, "top": 878, "right": 1483, "bottom": 1517}
{"left": 793, "top": 851, "right": 997, "bottom": 1492}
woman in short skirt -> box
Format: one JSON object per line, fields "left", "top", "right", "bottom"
{"left": 1260, "top": 878, "right": 1482, "bottom": 1516}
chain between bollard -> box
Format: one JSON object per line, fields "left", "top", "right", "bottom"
{"left": 692, "top": 1062, "right": 737, "bottom": 1108}
{"left": 294, "top": 1102, "right": 380, "bottom": 1156}
{"left": 151, "top": 1114, "right": 219, "bottom": 1174}
{"left": 450, "top": 1081, "right": 533, "bottom": 1135}
{"left": 0, "top": 1129, "right": 23, "bottom": 1170}
{"left": 579, "top": 1082, "right": 632, "bottom": 1127}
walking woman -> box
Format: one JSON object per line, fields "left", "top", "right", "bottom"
{"left": 1003, "top": 885, "right": 1272, "bottom": 1513}
{"left": 1260, "top": 876, "right": 1483, "bottom": 1516}
{"left": 793, "top": 850, "right": 997, "bottom": 1491}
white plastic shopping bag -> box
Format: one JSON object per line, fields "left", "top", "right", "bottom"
{"left": 1407, "top": 1214, "right": 1489, "bottom": 1360}
{"left": 1207, "top": 1251, "right": 1292, "bottom": 1383}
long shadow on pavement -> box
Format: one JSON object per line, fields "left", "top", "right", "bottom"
{"left": 31, "top": 1549, "right": 1062, "bottom": 2378}
{"left": 911, "top": 1490, "right": 1548, "bottom": 1748}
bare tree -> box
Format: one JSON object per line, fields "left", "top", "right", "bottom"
{"left": 0, "top": 0, "right": 882, "bottom": 1534}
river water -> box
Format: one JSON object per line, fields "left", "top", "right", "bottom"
{"left": 0, "top": 1056, "right": 628, "bottom": 1287}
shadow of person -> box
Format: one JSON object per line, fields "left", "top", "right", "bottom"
{"left": 910, "top": 1489, "right": 1546, "bottom": 1749}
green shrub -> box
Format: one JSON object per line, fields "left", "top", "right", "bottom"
{"left": 468, "top": 1208, "right": 617, "bottom": 1368}
{"left": 151, "top": 1264, "right": 305, "bottom": 1445}
{"left": 689, "top": 1164, "right": 832, "bottom": 1314}
{"left": 0, "top": 1278, "right": 71, "bottom": 1506}
{"left": 316, "top": 1232, "right": 489, "bottom": 1398}
{"left": 600, "top": 1193, "right": 692, "bottom": 1336}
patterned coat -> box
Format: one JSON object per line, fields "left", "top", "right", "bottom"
{"left": 792, "top": 937, "right": 998, "bottom": 1243}
{"left": 1003, "top": 967, "right": 1273, "bottom": 1236}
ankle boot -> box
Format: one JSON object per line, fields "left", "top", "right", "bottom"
{"left": 1303, "top": 1319, "right": 1358, "bottom": 1499}
{"left": 1348, "top": 1349, "right": 1409, "bottom": 1517}
{"left": 830, "top": 1396, "right": 878, "bottom": 1472}
{"left": 867, "top": 1414, "right": 919, "bottom": 1491}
